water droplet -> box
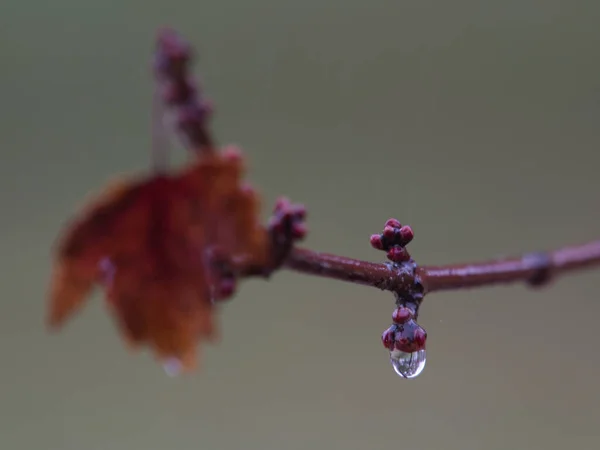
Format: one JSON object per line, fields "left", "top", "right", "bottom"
{"left": 390, "top": 348, "right": 426, "bottom": 379}
{"left": 163, "top": 357, "right": 183, "bottom": 377}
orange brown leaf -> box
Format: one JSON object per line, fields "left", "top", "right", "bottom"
{"left": 47, "top": 149, "right": 268, "bottom": 372}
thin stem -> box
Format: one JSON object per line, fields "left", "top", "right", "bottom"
{"left": 281, "top": 240, "right": 600, "bottom": 295}
{"left": 155, "top": 28, "right": 215, "bottom": 155}
{"left": 283, "top": 247, "right": 415, "bottom": 292}
{"left": 419, "top": 239, "right": 600, "bottom": 293}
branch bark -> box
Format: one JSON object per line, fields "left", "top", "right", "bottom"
{"left": 282, "top": 240, "right": 600, "bottom": 295}
{"left": 419, "top": 240, "right": 600, "bottom": 293}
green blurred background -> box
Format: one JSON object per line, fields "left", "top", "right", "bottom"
{"left": 2, "top": 1, "right": 599, "bottom": 449}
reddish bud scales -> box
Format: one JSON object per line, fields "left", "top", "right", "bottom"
{"left": 392, "top": 306, "right": 412, "bottom": 324}
{"left": 291, "top": 205, "right": 307, "bottom": 220}
{"left": 292, "top": 223, "right": 307, "bottom": 239}
{"left": 383, "top": 225, "right": 397, "bottom": 240}
{"left": 370, "top": 234, "right": 384, "bottom": 250}
{"left": 381, "top": 328, "right": 395, "bottom": 350}
{"left": 413, "top": 328, "right": 427, "bottom": 349}
{"left": 157, "top": 28, "right": 190, "bottom": 61}
{"left": 394, "top": 335, "right": 410, "bottom": 351}
{"left": 399, "top": 226, "right": 414, "bottom": 244}
{"left": 385, "top": 218, "right": 402, "bottom": 228}
{"left": 223, "top": 146, "right": 243, "bottom": 163}
{"left": 372, "top": 219, "right": 413, "bottom": 259}
{"left": 274, "top": 197, "right": 290, "bottom": 212}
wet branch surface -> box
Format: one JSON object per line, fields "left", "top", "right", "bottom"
{"left": 280, "top": 240, "right": 600, "bottom": 295}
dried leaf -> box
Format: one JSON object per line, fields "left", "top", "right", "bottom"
{"left": 47, "top": 150, "right": 268, "bottom": 372}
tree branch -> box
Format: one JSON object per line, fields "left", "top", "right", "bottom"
{"left": 279, "top": 240, "right": 600, "bottom": 295}
{"left": 154, "top": 27, "right": 600, "bottom": 300}
{"left": 283, "top": 247, "right": 414, "bottom": 292}
{"left": 150, "top": 27, "right": 600, "bottom": 378}
{"left": 154, "top": 28, "right": 215, "bottom": 154}
{"left": 419, "top": 239, "right": 600, "bottom": 293}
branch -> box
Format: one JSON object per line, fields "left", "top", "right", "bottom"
{"left": 154, "top": 27, "right": 600, "bottom": 302}
{"left": 281, "top": 239, "right": 600, "bottom": 294}
{"left": 154, "top": 28, "right": 215, "bottom": 154}
{"left": 43, "top": 27, "right": 600, "bottom": 381}
{"left": 419, "top": 239, "right": 600, "bottom": 293}
{"left": 283, "top": 247, "right": 413, "bottom": 292}
{"left": 148, "top": 27, "right": 600, "bottom": 378}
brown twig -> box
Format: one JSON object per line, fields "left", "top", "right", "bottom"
{"left": 282, "top": 240, "right": 600, "bottom": 295}
{"left": 154, "top": 28, "right": 215, "bottom": 153}
{"left": 419, "top": 239, "right": 600, "bottom": 292}
{"left": 283, "top": 247, "right": 414, "bottom": 292}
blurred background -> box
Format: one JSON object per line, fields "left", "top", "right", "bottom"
{"left": 1, "top": 1, "right": 599, "bottom": 449}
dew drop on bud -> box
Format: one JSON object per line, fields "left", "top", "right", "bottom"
{"left": 390, "top": 348, "right": 426, "bottom": 379}
{"left": 163, "top": 357, "right": 183, "bottom": 377}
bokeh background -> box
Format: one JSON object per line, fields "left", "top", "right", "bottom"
{"left": 2, "top": 1, "right": 599, "bottom": 449}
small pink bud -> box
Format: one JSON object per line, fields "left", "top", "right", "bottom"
{"left": 392, "top": 306, "right": 412, "bottom": 324}
{"left": 370, "top": 234, "right": 383, "bottom": 250}
{"left": 387, "top": 246, "right": 410, "bottom": 263}
{"left": 274, "top": 197, "right": 290, "bottom": 212}
{"left": 290, "top": 205, "right": 307, "bottom": 220}
{"left": 292, "top": 223, "right": 307, "bottom": 239}
{"left": 399, "top": 226, "right": 414, "bottom": 244}
{"left": 413, "top": 328, "right": 427, "bottom": 349}
{"left": 222, "top": 145, "right": 243, "bottom": 163}
{"left": 394, "top": 336, "right": 411, "bottom": 352}
{"left": 381, "top": 328, "right": 396, "bottom": 350}
{"left": 385, "top": 218, "right": 402, "bottom": 228}
{"left": 383, "top": 225, "right": 397, "bottom": 240}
